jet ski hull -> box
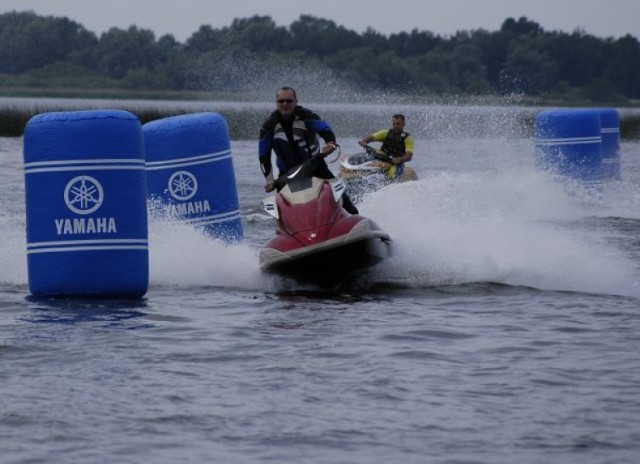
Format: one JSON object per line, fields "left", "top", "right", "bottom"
{"left": 339, "top": 153, "right": 418, "bottom": 182}
{"left": 259, "top": 154, "right": 392, "bottom": 288}
{"left": 260, "top": 218, "right": 391, "bottom": 287}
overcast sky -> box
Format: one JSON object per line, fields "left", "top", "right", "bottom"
{"left": 2, "top": 0, "right": 639, "bottom": 42}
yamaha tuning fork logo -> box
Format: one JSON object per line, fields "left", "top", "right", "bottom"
{"left": 168, "top": 170, "right": 198, "bottom": 201}
{"left": 64, "top": 175, "right": 104, "bottom": 214}
{"left": 166, "top": 170, "right": 212, "bottom": 216}
{"left": 55, "top": 175, "right": 117, "bottom": 235}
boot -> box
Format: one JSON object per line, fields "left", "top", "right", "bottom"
{"left": 342, "top": 193, "right": 359, "bottom": 215}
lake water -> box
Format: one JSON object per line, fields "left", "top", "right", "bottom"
{"left": 1, "top": 102, "right": 640, "bottom": 463}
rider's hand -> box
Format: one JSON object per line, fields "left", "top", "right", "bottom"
{"left": 321, "top": 142, "right": 337, "bottom": 157}
{"left": 265, "top": 181, "right": 275, "bottom": 193}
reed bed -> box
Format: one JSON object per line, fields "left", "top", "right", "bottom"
{"left": 1, "top": 99, "right": 638, "bottom": 139}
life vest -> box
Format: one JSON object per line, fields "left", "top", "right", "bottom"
{"left": 381, "top": 130, "right": 409, "bottom": 158}
{"left": 264, "top": 107, "right": 332, "bottom": 174}
{"left": 259, "top": 106, "right": 336, "bottom": 181}
{"left": 381, "top": 130, "right": 409, "bottom": 178}
{"left": 272, "top": 119, "right": 316, "bottom": 171}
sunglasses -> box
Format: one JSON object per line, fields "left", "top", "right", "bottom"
{"left": 277, "top": 99, "right": 294, "bottom": 104}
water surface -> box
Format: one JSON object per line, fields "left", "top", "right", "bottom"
{"left": 1, "top": 105, "right": 640, "bottom": 463}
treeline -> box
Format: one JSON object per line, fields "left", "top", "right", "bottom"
{"left": 1, "top": 10, "right": 640, "bottom": 104}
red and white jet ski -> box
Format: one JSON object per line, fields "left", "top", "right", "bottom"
{"left": 260, "top": 154, "right": 391, "bottom": 288}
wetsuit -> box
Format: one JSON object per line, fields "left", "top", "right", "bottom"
{"left": 259, "top": 105, "right": 358, "bottom": 214}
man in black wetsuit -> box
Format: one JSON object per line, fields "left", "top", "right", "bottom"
{"left": 258, "top": 86, "right": 358, "bottom": 214}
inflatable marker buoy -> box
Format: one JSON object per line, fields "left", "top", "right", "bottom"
{"left": 23, "top": 110, "right": 149, "bottom": 298}
{"left": 534, "top": 109, "right": 603, "bottom": 190}
{"left": 596, "top": 108, "right": 621, "bottom": 181}
{"left": 143, "top": 113, "right": 243, "bottom": 242}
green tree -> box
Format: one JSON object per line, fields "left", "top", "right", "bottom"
{"left": 545, "top": 30, "right": 605, "bottom": 89}
{"left": 92, "top": 26, "right": 164, "bottom": 79}
{"left": 500, "top": 16, "right": 544, "bottom": 38}
{"left": 448, "top": 43, "right": 490, "bottom": 93}
{"left": 387, "top": 29, "right": 442, "bottom": 58}
{"left": 502, "top": 36, "right": 557, "bottom": 94}
{"left": 290, "top": 15, "right": 362, "bottom": 58}
{"left": 605, "top": 35, "right": 640, "bottom": 98}
{"left": 0, "top": 11, "right": 96, "bottom": 73}
{"left": 469, "top": 29, "right": 509, "bottom": 89}
{"left": 184, "top": 25, "right": 226, "bottom": 53}
{"left": 0, "top": 11, "right": 638, "bottom": 103}
{"left": 407, "top": 50, "right": 454, "bottom": 94}
{"left": 228, "top": 15, "right": 292, "bottom": 53}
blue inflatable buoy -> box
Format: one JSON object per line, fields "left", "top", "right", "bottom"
{"left": 596, "top": 108, "right": 621, "bottom": 181}
{"left": 23, "top": 110, "right": 149, "bottom": 298}
{"left": 143, "top": 112, "right": 243, "bottom": 242}
{"left": 534, "top": 109, "right": 603, "bottom": 189}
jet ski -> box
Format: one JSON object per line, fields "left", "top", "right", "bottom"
{"left": 339, "top": 145, "right": 418, "bottom": 182}
{"left": 260, "top": 153, "right": 391, "bottom": 288}
{"left": 339, "top": 146, "right": 418, "bottom": 203}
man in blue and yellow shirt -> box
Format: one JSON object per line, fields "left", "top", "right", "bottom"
{"left": 358, "top": 114, "right": 414, "bottom": 179}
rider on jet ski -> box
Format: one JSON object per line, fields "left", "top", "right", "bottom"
{"left": 358, "top": 114, "right": 414, "bottom": 179}
{"left": 259, "top": 86, "right": 359, "bottom": 214}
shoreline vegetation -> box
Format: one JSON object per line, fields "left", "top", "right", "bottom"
{"left": 1, "top": 11, "right": 639, "bottom": 138}
{"left": 1, "top": 90, "right": 639, "bottom": 140}
{"left": 0, "top": 11, "right": 640, "bottom": 125}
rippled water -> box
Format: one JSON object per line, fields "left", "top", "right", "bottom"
{"left": 2, "top": 106, "right": 640, "bottom": 463}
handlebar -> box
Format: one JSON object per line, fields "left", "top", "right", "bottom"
{"left": 364, "top": 145, "right": 392, "bottom": 162}
{"left": 273, "top": 152, "right": 325, "bottom": 191}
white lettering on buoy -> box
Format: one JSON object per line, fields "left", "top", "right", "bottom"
{"left": 170, "top": 200, "right": 211, "bottom": 216}
{"left": 54, "top": 217, "right": 117, "bottom": 235}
